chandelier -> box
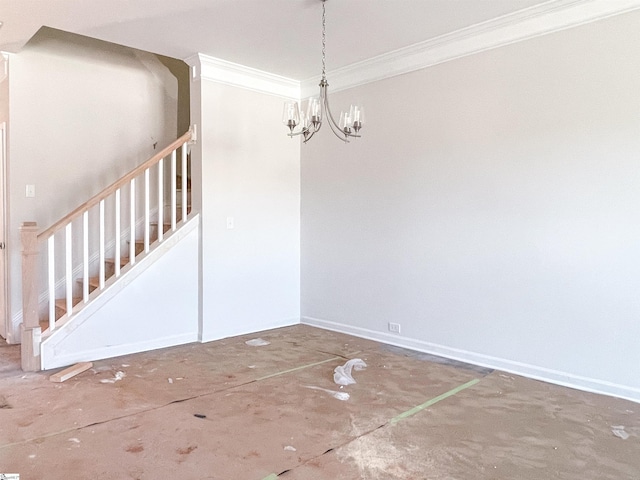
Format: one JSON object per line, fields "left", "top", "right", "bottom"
{"left": 282, "top": 0, "right": 364, "bottom": 143}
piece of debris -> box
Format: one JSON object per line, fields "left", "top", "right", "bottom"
{"left": 612, "top": 426, "right": 630, "bottom": 440}
{"left": 121, "top": 364, "right": 130, "bottom": 368}
{"left": 0, "top": 395, "right": 12, "bottom": 409}
{"left": 100, "top": 370, "right": 126, "bottom": 384}
{"left": 194, "top": 414, "right": 207, "bottom": 419}
{"left": 68, "top": 438, "right": 80, "bottom": 444}
{"left": 49, "top": 362, "right": 94, "bottom": 383}
{"left": 168, "top": 378, "right": 173, "bottom": 384}
{"left": 305, "top": 385, "right": 350, "bottom": 401}
{"left": 91, "top": 365, "right": 113, "bottom": 373}
{"left": 333, "top": 358, "right": 367, "bottom": 386}
{"left": 245, "top": 338, "right": 271, "bottom": 347}
{"left": 284, "top": 446, "right": 297, "bottom": 452}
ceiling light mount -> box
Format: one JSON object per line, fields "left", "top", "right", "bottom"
{"left": 283, "top": 0, "right": 364, "bottom": 143}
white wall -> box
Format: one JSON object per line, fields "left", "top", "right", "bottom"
{"left": 7, "top": 29, "right": 178, "bottom": 341}
{"left": 301, "top": 11, "right": 640, "bottom": 401}
{"left": 196, "top": 77, "right": 300, "bottom": 341}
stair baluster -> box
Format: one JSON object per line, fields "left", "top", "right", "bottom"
{"left": 47, "top": 235, "right": 55, "bottom": 331}
{"left": 182, "top": 142, "right": 188, "bottom": 225}
{"left": 115, "top": 189, "right": 121, "bottom": 278}
{"left": 82, "top": 211, "right": 89, "bottom": 303}
{"left": 64, "top": 223, "right": 73, "bottom": 318}
{"left": 171, "top": 149, "right": 177, "bottom": 232}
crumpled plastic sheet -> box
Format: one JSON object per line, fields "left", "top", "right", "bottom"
{"left": 333, "top": 358, "right": 367, "bottom": 386}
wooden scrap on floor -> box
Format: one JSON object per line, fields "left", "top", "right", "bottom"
{"left": 49, "top": 362, "right": 93, "bottom": 383}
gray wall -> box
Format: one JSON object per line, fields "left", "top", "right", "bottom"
{"left": 301, "top": 11, "right": 640, "bottom": 401}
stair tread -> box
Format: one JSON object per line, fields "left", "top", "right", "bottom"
{"left": 55, "top": 298, "right": 82, "bottom": 308}
{"left": 105, "top": 257, "right": 130, "bottom": 265}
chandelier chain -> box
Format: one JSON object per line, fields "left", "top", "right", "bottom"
{"left": 321, "top": 0, "right": 326, "bottom": 80}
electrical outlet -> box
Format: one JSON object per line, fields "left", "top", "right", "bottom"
{"left": 388, "top": 322, "right": 401, "bottom": 334}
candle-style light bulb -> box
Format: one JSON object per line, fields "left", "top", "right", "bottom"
{"left": 307, "top": 97, "right": 322, "bottom": 127}
{"left": 350, "top": 105, "right": 363, "bottom": 133}
{"left": 282, "top": 101, "right": 300, "bottom": 133}
{"left": 339, "top": 111, "right": 352, "bottom": 134}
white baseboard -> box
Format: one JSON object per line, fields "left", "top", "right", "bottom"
{"left": 42, "top": 332, "right": 199, "bottom": 371}
{"left": 301, "top": 316, "right": 640, "bottom": 404}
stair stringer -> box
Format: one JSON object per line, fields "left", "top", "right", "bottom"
{"left": 40, "top": 215, "right": 200, "bottom": 370}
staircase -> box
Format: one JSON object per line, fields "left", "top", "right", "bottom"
{"left": 20, "top": 129, "right": 195, "bottom": 372}
{"left": 40, "top": 207, "right": 190, "bottom": 328}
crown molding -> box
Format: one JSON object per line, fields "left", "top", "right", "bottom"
{"left": 301, "top": 0, "right": 640, "bottom": 97}
{"left": 182, "top": 0, "right": 640, "bottom": 100}
{"left": 184, "top": 53, "right": 300, "bottom": 99}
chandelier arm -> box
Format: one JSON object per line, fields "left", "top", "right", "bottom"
{"left": 326, "top": 116, "right": 349, "bottom": 142}
{"left": 308, "top": 118, "right": 322, "bottom": 138}
{"left": 303, "top": 129, "right": 317, "bottom": 143}
{"left": 287, "top": 128, "right": 309, "bottom": 138}
{"left": 287, "top": 118, "right": 323, "bottom": 140}
{"left": 321, "top": 83, "right": 350, "bottom": 142}
{"left": 324, "top": 101, "right": 362, "bottom": 140}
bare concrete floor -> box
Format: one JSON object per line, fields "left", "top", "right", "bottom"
{"left": 0, "top": 325, "right": 638, "bottom": 479}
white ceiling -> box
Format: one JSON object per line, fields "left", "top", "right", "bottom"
{"left": 0, "top": 0, "right": 554, "bottom": 80}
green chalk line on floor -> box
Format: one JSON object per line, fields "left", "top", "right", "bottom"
{"left": 259, "top": 377, "right": 480, "bottom": 480}
{"left": 254, "top": 356, "right": 342, "bottom": 382}
{"left": 391, "top": 377, "right": 480, "bottom": 424}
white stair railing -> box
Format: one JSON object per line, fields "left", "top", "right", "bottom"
{"left": 19, "top": 129, "right": 193, "bottom": 372}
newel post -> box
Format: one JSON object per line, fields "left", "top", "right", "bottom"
{"left": 20, "top": 221, "right": 41, "bottom": 372}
